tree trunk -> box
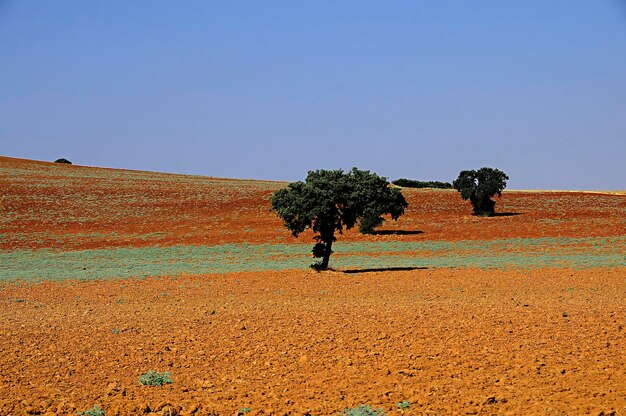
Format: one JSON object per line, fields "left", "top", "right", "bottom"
{"left": 319, "top": 237, "right": 333, "bottom": 269}
{"left": 471, "top": 195, "right": 496, "bottom": 216}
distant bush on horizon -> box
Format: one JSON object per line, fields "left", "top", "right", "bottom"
{"left": 392, "top": 178, "right": 453, "bottom": 189}
{"left": 54, "top": 158, "right": 72, "bottom": 164}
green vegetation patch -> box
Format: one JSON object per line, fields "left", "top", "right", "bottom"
{"left": 77, "top": 406, "right": 105, "bottom": 416}
{"left": 139, "top": 370, "right": 172, "bottom": 386}
{"left": 340, "top": 405, "right": 386, "bottom": 416}
{"left": 393, "top": 178, "right": 453, "bottom": 189}
{"left": 1, "top": 236, "right": 624, "bottom": 282}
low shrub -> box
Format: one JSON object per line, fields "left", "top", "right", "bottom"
{"left": 392, "top": 178, "right": 452, "bottom": 189}
{"left": 396, "top": 400, "right": 411, "bottom": 410}
{"left": 54, "top": 158, "right": 72, "bottom": 164}
{"left": 139, "top": 370, "right": 172, "bottom": 386}
{"left": 77, "top": 405, "right": 105, "bottom": 416}
{"left": 340, "top": 404, "right": 386, "bottom": 416}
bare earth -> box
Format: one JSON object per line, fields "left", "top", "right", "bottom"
{"left": 1, "top": 269, "right": 624, "bottom": 415}
{"left": 0, "top": 157, "right": 624, "bottom": 415}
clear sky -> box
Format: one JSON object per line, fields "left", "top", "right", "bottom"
{"left": 1, "top": 1, "right": 625, "bottom": 189}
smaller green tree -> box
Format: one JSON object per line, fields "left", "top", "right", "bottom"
{"left": 453, "top": 167, "right": 509, "bottom": 216}
{"left": 271, "top": 168, "right": 408, "bottom": 269}
{"left": 54, "top": 158, "right": 72, "bottom": 164}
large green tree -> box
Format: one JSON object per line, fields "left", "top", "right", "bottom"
{"left": 453, "top": 167, "right": 509, "bottom": 216}
{"left": 271, "top": 168, "right": 408, "bottom": 269}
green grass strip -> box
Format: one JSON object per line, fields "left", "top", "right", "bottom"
{"left": 0, "top": 236, "right": 624, "bottom": 281}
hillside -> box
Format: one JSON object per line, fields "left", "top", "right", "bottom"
{"left": 0, "top": 156, "right": 624, "bottom": 415}
{"left": 1, "top": 155, "right": 625, "bottom": 277}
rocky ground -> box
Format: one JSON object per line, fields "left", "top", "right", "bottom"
{"left": 1, "top": 268, "right": 624, "bottom": 415}
{"left": 1, "top": 156, "right": 624, "bottom": 415}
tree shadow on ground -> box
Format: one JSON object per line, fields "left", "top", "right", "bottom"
{"left": 371, "top": 230, "right": 424, "bottom": 235}
{"left": 491, "top": 212, "right": 523, "bottom": 217}
{"left": 342, "top": 266, "right": 428, "bottom": 274}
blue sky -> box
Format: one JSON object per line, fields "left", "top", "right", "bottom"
{"left": 1, "top": 1, "right": 625, "bottom": 189}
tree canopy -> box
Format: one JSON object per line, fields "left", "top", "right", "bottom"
{"left": 453, "top": 167, "right": 509, "bottom": 216}
{"left": 271, "top": 168, "right": 408, "bottom": 269}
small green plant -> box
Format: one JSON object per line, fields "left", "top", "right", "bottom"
{"left": 77, "top": 405, "right": 105, "bottom": 416}
{"left": 139, "top": 370, "right": 172, "bottom": 386}
{"left": 238, "top": 408, "right": 251, "bottom": 415}
{"left": 396, "top": 400, "right": 411, "bottom": 410}
{"left": 111, "top": 328, "right": 120, "bottom": 334}
{"left": 340, "top": 404, "right": 386, "bottom": 416}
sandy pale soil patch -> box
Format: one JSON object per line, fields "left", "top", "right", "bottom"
{"left": 1, "top": 268, "right": 624, "bottom": 415}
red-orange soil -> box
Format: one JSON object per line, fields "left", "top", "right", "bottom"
{"left": 2, "top": 156, "right": 625, "bottom": 252}
{"left": 1, "top": 156, "right": 625, "bottom": 415}
{"left": 1, "top": 269, "right": 624, "bottom": 415}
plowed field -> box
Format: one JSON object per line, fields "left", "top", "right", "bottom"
{"left": 0, "top": 156, "right": 624, "bottom": 415}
